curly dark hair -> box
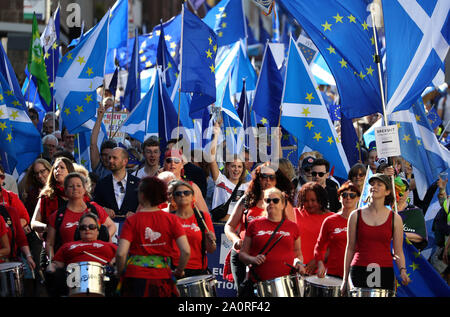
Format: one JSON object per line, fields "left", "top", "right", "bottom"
{"left": 297, "top": 182, "right": 328, "bottom": 211}
{"left": 138, "top": 176, "right": 168, "bottom": 206}
{"left": 245, "top": 163, "right": 294, "bottom": 209}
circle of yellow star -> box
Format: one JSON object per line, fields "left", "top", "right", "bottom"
{"left": 64, "top": 107, "right": 71, "bottom": 116}
{"left": 321, "top": 21, "right": 332, "bottom": 31}
{"left": 305, "top": 121, "right": 314, "bottom": 130}
{"left": 313, "top": 132, "right": 322, "bottom": 142}
{"left": 339, "top": 58, "right": 348, "bottom": 68}
{"left": 75, "top": 105, "right": 84, "bottom": 115}
{"left": 301, "top": 107, "right": 311, "bottom": 117}
{"left": 403, "top": 134, "right": 411, "bottom": 143}
{"left": 348, "top": 15, "right": 356, "bottom": 23}
{"left": 327, "top": 136, "right": 334, "bottom": 145}
{"left": 305, "top": 93, "right": 314, "bottom": 102}
{"left": 333, "top": 13, "right": 343, "bottom": 23}
{"left": 84, "top": 94, "right": 93, "bottom": 103}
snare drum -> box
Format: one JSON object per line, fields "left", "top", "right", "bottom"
{"left": 304, "top": 275, "right": 342, "bottom": 297}
{"left": 256, "top": 274, "right": 304, "bottom": 297}
{"left": 176, "top": 274, "right": 217, "bottom": 297}
{"left": 0, "top": 262, "right": 24, "bottom": 297}
{"left": 349, "top": 287, "right": 395, "bottom": 297}
{"left": 66, "top": 262, "right": 106, "bottom": 297}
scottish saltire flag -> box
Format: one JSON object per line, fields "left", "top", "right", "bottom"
{"left": 123, "top": 28, "right": 141, "bottom": 112}
{"left": 271, "top": 2, "right": 280, "bottom": 43}
{"left": 362, "top": 117, "right": 381, "bottom": 148}
{"left": 426, "top": 106, "right": 442, "bottom": 130}
{"left": 203, "top": 0, "right": 247, "bottom": 47}
{"left": 22, "top": 69, "right": 46, "bottom": 113}
{"left": 54, "top": 11, "right": 110, "bottom": 133}
{"left": 394, "top": 237, "right": 450, "bottom": 297}
{"left": 237, "top": 79, "right": 255, "bottom": 149}
{"left": 278, "top": 0, "right": 382, "bottom": 119}
{"left": 181, "top": 6, "right": 218, "bottom": 115}
{"left": 121, "top": 76, "right": 158, "bottom": 143}
{"left": 389, "top": 98, "right": 450, "bottom": 199}
{"left": 0, "top": 73, "right": 41, "bottom": 175}
{"left": 170, "top": 76, "right": 194, "bottom": 131}
{"left": 218, "top": 78, "right": 243, "bottom": 154}
{"left": 280, "top": 37, "right": 350, "bottom": 180}
{"left": 311, "top": 54, "right": 336, "bottom": 86}
{"left": 252, "top": 43, "right": 283, "bottom": 128}
{"left": 215, "top": 41, "right": 240, "bottom": 105}
{"left": 382, "top": 0, "right": 450, "bottom": 115}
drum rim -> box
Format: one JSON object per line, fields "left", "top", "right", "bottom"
{"left": 256, "top": 274, "right": 302, "bottom": 286}
{"left": 176, "top": 274, "right": 215, "bottom": 285}
{"left": 304, "top": 275, "right": 342, "bottom": 288}
{"left": 349, "top": 287, "right": 395, "bottom": 295}
{"left": 0, "top": 262, "right": 24, "bottom": 270}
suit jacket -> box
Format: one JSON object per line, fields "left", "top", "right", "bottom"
{"left": 93, "top": 173, "right": 140, "bottom": 216}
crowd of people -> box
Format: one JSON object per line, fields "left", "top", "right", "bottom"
{"left": 0, "top": 86, "right": 450, "bottom": 298}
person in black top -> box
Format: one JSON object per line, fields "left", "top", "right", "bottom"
{"left": 311, "top": 158, "right": 341, "bottom": 213}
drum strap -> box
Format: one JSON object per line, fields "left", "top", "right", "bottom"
{"left": 127, "top": 254, "right": 172, "bottom": 269}
{"left": 0, "top": 205, "right": 14, "bottom": 256}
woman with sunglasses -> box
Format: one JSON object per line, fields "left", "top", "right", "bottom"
{"left": 170, "top": 180, "right": 216, "bottom": 277}
{"left": 341, "top": 173, "right": 410, "bottom": 295}
{"left": 116, "top": 176, "right": 190, "bottom": 297}
{"left": 46, "top": 173, "right": 115, "bottom": 261}
{"left": 224, "top": 163, "right": 295, "bottom": 295}
{"left": 314, "top": 181, "right": 361, "bottom": 279}
{"left": 162, "top": 149, "right": 209, "bottom": 213}
{"left": 239, "top": 187, "right": 305, "bottom": 283}
{"left": 295, "top": 182, "right": 333, "bottom": 275}
{"left": 47, "top": 213, "right": 117, "bottom": 271}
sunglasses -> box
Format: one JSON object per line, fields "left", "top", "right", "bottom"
{"left": 166, "top": 157, "right": 181, "bottom": 164}
{"left": 311, "top": 171, "right": 326, "bottom": 177}
{"left": 173, "top": 190, "right": 193, "bottom": 197}
{"left": 79, "top": 224, "right": 98, "bottom": 231}
{"left": 342, "top": 192, "right": 357, "bottom": 199}
{"left": 264, "top": 198, "right": 281, "bottom": 204}
{"left": 354, "top": 173, "right": 365, "bottom": 178}
{"left": 260, "top": 173, "right": 276, "bottom": 180}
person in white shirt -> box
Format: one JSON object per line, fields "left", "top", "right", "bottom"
{"left": 135, "top": 136, "right": 161, "bottom": 179}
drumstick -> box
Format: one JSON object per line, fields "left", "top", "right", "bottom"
{"left": 263, "top": 235, "right": 284, "bottom": 256}
{"left": 83, "top": 251, "right": 108, "bottom": 264}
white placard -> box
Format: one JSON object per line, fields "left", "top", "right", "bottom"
{"left": 375, "top": 124, "right": 401, "bottom": 158}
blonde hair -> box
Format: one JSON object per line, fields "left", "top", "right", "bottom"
{"left": 73, "top": 163, "right": 92, "bottom": 197}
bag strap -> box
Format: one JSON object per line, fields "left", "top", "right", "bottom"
{"left": 258, "top": 217, "right": 285, "bottom": 255}
{"left": 193, "top": 207, "right": 207, "bottom": 270}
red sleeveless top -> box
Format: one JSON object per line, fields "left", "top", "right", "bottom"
{"left": 351, "top": 209, "right": 394, "bottom": 268}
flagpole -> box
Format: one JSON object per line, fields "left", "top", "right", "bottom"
{"left": 370, "top": 5, "right": 397, "bottom": 213}
{"left": 177, "top": 2, "right": 185, "bottom": 145}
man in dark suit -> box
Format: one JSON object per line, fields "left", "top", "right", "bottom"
{"left": 93, "top": 147, "right": 140, "bottom": 219}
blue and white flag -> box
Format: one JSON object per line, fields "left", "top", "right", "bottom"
{"left": 280, "top": 37, "right": 350, "bottom": 180}
{"left": 382, "top": 0, "right": 450, "bottom": 115}
{"left": 203, "top": 0, "right": 247, "bottom": 47}
{"left": 0, "top": 73, "right": 41, "bottom": 175}
{"left": 389, "top": 98, "right": 450, "bottom": 199}
{"left": 123, "top": 28, "right": 141, "bottom": 112}
{"left": 54, "top": 11, "right": 110, "bottom": 133}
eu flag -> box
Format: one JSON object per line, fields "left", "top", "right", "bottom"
{"left": 203, "top": 0, "right": 247, "bottom": 47}
{"left": 426, "top": 107, "right": 442, "bottom": 130}
{"left": 280, "top": 37, "right": 350, "bottom": 180}
{"left": 54, "top": 11, "right": 110, "bottom": 133}
{"left": 180, "top": 6, "right": 218, "bottom": 115}
{"left": 251, "top": 43, "right": 283, "bottom": 128}
{"left": 123, "top": 28, "right": 141, "bottom": 112}
{"left": 157, "top": 22, "right": 179, "bottom": 94}
{"left": 394, "top": 237, "right": 450, "bottom": 297}
{"left": 278, "top": 0, "right": 383, "bottom": 119}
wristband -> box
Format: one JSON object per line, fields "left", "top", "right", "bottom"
{"left": 26, "top": 254, "right": 32, "bottom": 258}
{"left": 399, "top": 267, "right": 406, "bottom": 272}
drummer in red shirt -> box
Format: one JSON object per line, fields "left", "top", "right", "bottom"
{"left": 0, "top": 216, "right": 10, "bottom": 261}
{"left": 48, "top": 213, "right": 117, "bottom": 270}
{"left": 314, "top": 181, "right": 360, "bottom": 279}
{"left": 295, "top": 182, "right": 333, "bottom": 275}
{"left": 170, "top": 180, "right": 216, "bottom": 277}
{"left": 46, "top": 173, "right": 116, "bottom": 260}
{"left": 116, "top": 176, "right": 191, "bottom": 297}
{"left": 239, "top": 187, "right": 305, "bottom": 282}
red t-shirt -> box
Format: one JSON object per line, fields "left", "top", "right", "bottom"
{"left": 295, "top": 207, "right": 333, "bottom": 265}
{"left": 352, "top": 210, "right": 394, "bottom": 268}
{"left": 238, "top": 206, "right": 266, "bottom": 240}
{"left": 53, "top": 240, "right": 117, "bottom": 265}
{"left": 2, "top": 187, "right": 30, "bottom": 225}
{"left": 48, "top": 202, "right": 109, "bottom": 246}
{"left": 172, "top": 211, "right": 215, "bottom": 270}
{"left": 119, "top": 210, "right": 185, "bottom": 279}
{"left": 314, "top": 213, "right": 348, "bottom": 278}
{"left": 246, "top": 217, "right": 299, "bottom": 281}
{"left": 0, "top": 216, "right": 7, "bottom": 263}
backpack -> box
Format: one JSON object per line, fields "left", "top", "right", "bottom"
{"left": 54, "top": 201, "right": 110, "bottom": 251}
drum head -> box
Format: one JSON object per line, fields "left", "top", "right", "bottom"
{"left": 305, "top": 275, "right": 342, "bottom": 287}
{"left": 0, "top": 262, "right": 23, "bottom": 271}
{"left": 177, "top": 275, "right": 213, "bottom": 285}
